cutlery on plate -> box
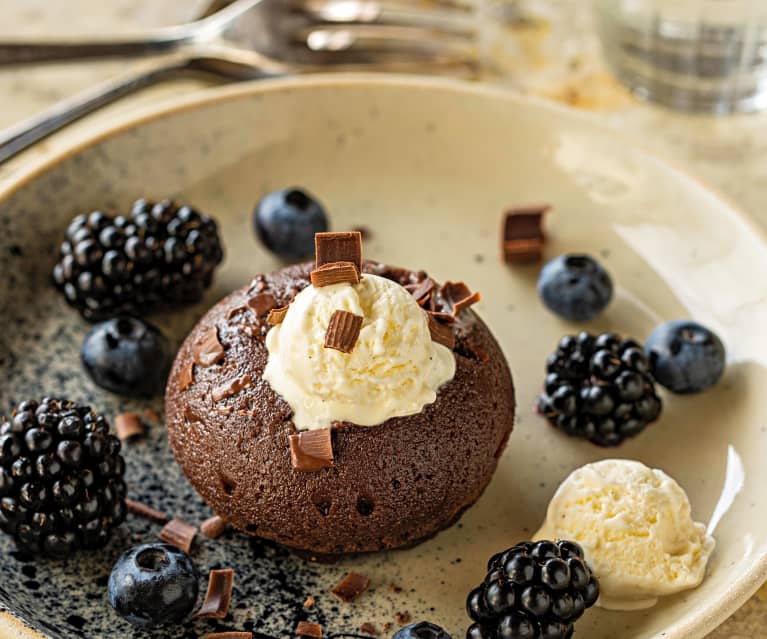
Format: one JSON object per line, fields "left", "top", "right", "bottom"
{"left": 0, "top": 0, "right": 479, "bottom": 163}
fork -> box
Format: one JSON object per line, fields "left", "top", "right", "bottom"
{"left": 0, "top": 0, "right": 479, "bottom": 164}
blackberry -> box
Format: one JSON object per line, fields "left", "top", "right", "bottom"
{"left": 467, "top": 540, "right": 599, "bottom": 639}
{"left": 52, "top": 199, "right": 224, "bottom": 321}
{"left": 537, "top": 332, "right": 662, "bottom": 447}
{"left": 0, "top": 398, "right": 126, "bottom": 557}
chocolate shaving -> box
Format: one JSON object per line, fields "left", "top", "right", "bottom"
{"left": 409, "top": 278, "right": 436, "bottom": 306}
{"left": 441, "top": 281, "right": 481, "bottom": 317}
{"left": 324, "top": 310, "right": 363, "bottom": 354}
{"left": 158, "top": 518, "right": 197, "bottom": 554}
{"left": 114, "top": 412, "right": 144, "bottom": 441}
{"left": 315, "top": 231, "right": 363, "bottom": 272}
{"left": 426, "top": 312, "right": 456, "bottom": 350}
{"left": 126, "top": 498, "right": 168, "bottom": 524}
{"left": 331, "top": 572, "right": 370, "bottom": 603}
{"left": 195, "top": 568, "right": 235, "bottom": 619}
{"left": 303, "top": 595, "right": 316, "bottom": 609}
{"left": 310, "top": 261, "right": 361, "bottom": 288}
{"left": 212, "top": 374, "right": 252, "bottom": 403}
{"left": 267, "top": 306, "right": 289, "bottom": 325}
{"left": 359, "top": 623, "right": 379, "bottom": 636}
{"left": 142, "top": 407, "right": 160, "bottom": 424}
{"left": 194, "top": 327, "right": 224, "bottom": 367}
{"left": 395, "top": 611, "right": 411, "bottom": 624}
{"left": 429, "top": 311, "right": 456, "bottom": 324}
{"left": 205, "top": 633, "right": 251, "bottom": 639}
{"left": 201, "top": 515, "right": 227, "bottom": 539}
{"left": 290, "top": 429, "right": 334, "bottom": 472}
{"left": 296, "top": 621, "right": 323, "bottom": 638}
{"left": 247, "top": 292, "right": 278, "bottom": 318}
{"left": 179, "top": 361, "right": 195, "bottom": 391}
{"left": 502, "top": 204, "right": 550, "bottom": 263}
{"left": 226, "top": 306, "right": 247, "bottom": 320}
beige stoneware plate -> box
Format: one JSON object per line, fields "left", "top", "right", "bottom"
{"left": 0, "top": 75, "right": 766, "bottom": 639}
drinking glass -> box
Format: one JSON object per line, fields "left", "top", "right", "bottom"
{"left": 594, "top": 0, "right": 767, "bottom": 113}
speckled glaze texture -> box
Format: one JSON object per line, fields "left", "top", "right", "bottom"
{"left": 1, "top": 77, "right": 767, "bottom": 639}
{"left": 165, "top": 261, "right": 514, "bottom": 554}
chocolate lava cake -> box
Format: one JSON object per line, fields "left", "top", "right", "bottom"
{"left": 165, "top": 234, "right": 514, "bottom": 555}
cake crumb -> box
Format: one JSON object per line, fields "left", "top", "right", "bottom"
{"left": 388, "top": 582, "right": 403, "bottom": 593}
{"left": 303, "top": 595, "right": 316, "bottom": 609}
{"left": 395, "top": 611, "right": 411, "bottom": 624}
{"left": 359, "top": 622, "right": 379, "bottom": 635}
{"left": 383, "top": 622, "right": 392, "bottom": 633}
{"left": 296, "top": 621, "right": 323, "bottom": 638}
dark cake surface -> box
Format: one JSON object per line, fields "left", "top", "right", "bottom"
{"left": 165, "top": 261, "right": 515, "bottom": 554}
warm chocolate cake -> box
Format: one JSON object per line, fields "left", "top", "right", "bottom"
{"left": 165, "top": 258, "right": 515, "bottom": 554}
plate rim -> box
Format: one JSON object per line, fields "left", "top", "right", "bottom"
{"left": 0, "top": 72, "right": 765, "bottom": 639}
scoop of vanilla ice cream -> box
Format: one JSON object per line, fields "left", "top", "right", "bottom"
{"left": 535, "top": 459, "right": 715, "bottom": 611}
{"left": 263, "top": 273, "right": 456, "bottom": 430}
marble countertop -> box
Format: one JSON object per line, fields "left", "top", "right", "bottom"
{"left": 0, "top": 1, "right": 765, "bottom": 637}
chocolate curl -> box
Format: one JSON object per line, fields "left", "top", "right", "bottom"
{"left": 195, "top": 568, "right": 235, "bottom": 619}
{"left": 331, "top": 572, "right": 370, "bottom": 603}
{"left": 194, "top": 327, "right": 224, "bottom": 367}
{"left": 310, "top": 261, "right": 361, "bottom": 287}
{"left": 290, "top": 429, "right": 334, "bottom": 472}
{"left": 315, "top": 231, "right": 363, "bottom": 272}
{"left": 324, "top": 310, "right": 364, "bottom": 354}
{"left": 502, "top": 204, "right": 550, "bottom": 263}
{"left": 158, "top": 518, "right": 197, "bottom": 554}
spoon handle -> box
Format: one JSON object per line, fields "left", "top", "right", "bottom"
{"left": 0, "top": 37, "right": 188, "bottom": 66}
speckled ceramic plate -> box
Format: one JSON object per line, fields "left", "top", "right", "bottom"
{"left": 1, "top": 75, "right": 766, "bottom": 639}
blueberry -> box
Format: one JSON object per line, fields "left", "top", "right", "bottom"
{"left": 393, "top": 621, "right": 452, "bottom": 639}
{"left": 81, "top": 316, "right": 171, "bottom": 396}
{"left": 645, "top": 320, "right": 725, "bottom": 394}
{"left": 538, "top": 254, "right": 613, "bottom": 322}
{"left": 107, "top": 543, "right": 198, "bottom": 629}
{"left": 254, "top": 188, "right": 329, "bottom": 258}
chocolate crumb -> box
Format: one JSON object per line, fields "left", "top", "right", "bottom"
{"left": 502, "top": 204, "right": 550, "bottom": 263}
{"left": 359, "top": 622, "right": 379, "bottom": 635}
{"left": 310, "top": 261, "right": 361, "bottom": 287}
{"left": 324, "top": 310, "right": 364, "bottom": 354}
{"left": 178, "top": 361, "right": 195, "bottom": 391}
{"left": 315, "top": 231, "right": 363, "bottom": 272}
{"left": 195, "top": 568, "right": 235, "bottom": 619}
{"left": 142, "top": 407, "right": 160, "bottom": 424}
{"left": 331, "top": 572, "right": 370, "bottom": 603}
{"left": 194, "top": 327, "right": 225, "bottom": 367}
{"left": 212, "top": 374, "right": 252, "bottom": 403}
{"left": 125, "top": 498, "right": 168, "bottom": 524}
{"left": 426, "top": 312, "right": 456, "bottom": 350}
{"left": 267, "top": 306, "right": 289, "bottom": 325}
{"left": 158, "top": 518, "right": 197, "bottom": 554}
{"left": 114, "top": 412, "right": 144, "bottom": 441}
{"left": 290, "top": 429, "right": 334, "bottom": 472}
{"left": 200, "top": 515, "right": 227, "bottom": 539}
{"left": 395, "top": 611, "right": 411, "bottom": 624}
{"left": 303, "top": 595, "right": 316, "bottom": 609}
{"left": 296, "top": 621, "right": 323, "bottom": 638}
{"left": 247, "top": 292, "right": 278, "bottom": 318}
